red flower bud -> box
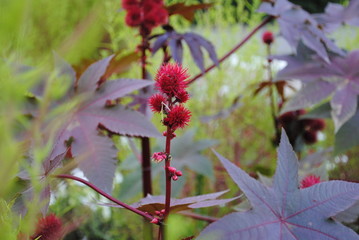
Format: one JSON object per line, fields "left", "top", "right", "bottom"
{"left": 175, "top": 170, "right": 182, "bottom": 176}
{"left": 150, "top": 218, "right": 159, "bottom": 224}
{"left": 262, "top": 31, "right": 274, "bottom": 45}
{"left": 172, "top": 175, "right": 178, "bottom": 181}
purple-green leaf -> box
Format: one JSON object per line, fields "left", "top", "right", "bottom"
{"left": 198, "top": 131, "right": 359, "bottom": 240}
{"left": 50, "top": 57, "right": 161, "bottom": 193}
{"left": 103, "top": 190, "right": 238, "bottom": 214}
{"left": 314, "top": 1, "right": 359, "bottom": 32}
{"left": 77, "top": 55, "right": 113, "bottom": 93}
{"left": 258, "top": 0, "right": 345, "bottom": 62}
{"left": 276, "top": 48, "right": 359, "bottom": 130}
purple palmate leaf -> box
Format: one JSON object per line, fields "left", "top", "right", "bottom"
{"left": 314, "top": 0, "right": 359, "bottom": 33}
{"left": 77, "top": 55, "right": 113, "bottom": 92}
{"left": 101, "top": 190, "right": 238, "bottom": 214}
{"left": 258, "top": 0, "right": 345, "bottom": 62}
{"left": 151, "top": 31, "right": 218, "bottom": 72}
{"left": 198, "top": 131, "right": 359, "bottom": 240}
{"left": 51, "top": 58, "right": 161, "bottom": 193}
{"left": 278, "top": 49, "right": 359, "bottom": 131}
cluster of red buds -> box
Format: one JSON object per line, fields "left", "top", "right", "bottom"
{"left": 277, "top": 110, "right": 325, "bottom": 146}
{"left": 167, "top": 166, "right": 182, "bottom": 181}
{"left": 300, "top": 175, "right": 321, "bottom": 189}
{"left": 30, "top": 214, "right": 63, "bottom": 240}
{"left": 122, "top": 0, "right": 168, "bottom": 35}
{"left": 151, "top": 151, "right": 167, "bottom": 163}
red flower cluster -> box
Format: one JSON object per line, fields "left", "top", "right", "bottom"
{"left": 122, "top": 0, "right": 168, "bottom": 34}
{"left": 277, "top": 110, "right": 325, "bottom": 146}
{"left": 262, "top": 31, "right": 274, "bottom": 45}
{"left": 149, "top": 63, "right": 191, "bottom": 131}
{"left": 167, "top": 166, "right": 182, "bottom": 181}
{"left": 152, "top": 151, "right": 167, "bottom": 163}
{"left": 300, "top": 175, "right": 321, "bottom": 189}
{"left": 31, "top": 214, "right": 63, "bottom": 240}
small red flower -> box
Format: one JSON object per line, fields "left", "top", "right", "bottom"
{"left": 262, "top": 31, "right": 274, "bottom": 45}
{"left": 163, "top": 104, "right": 191, "bottom": 129}
{"left": 31, "top": 214, "right": 63, "bottom": 240}
{"left": 300, "top": 175, "right": 321, "bottom": 189}
{"left": 152, "top": 152, "right": 167, "bottom": 163}
{"left": 155, "top": 63, "right": 189, "bottom": 97}
{"left": 125, "top": 8, "right": 142, "bottom": 27}
{"left": 149, "top": 94, "right": 166, "bottom": 113}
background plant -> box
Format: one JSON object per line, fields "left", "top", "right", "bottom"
{"left": 1, "top": 0, "right": 359, "bottom": 239}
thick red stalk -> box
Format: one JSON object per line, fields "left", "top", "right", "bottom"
{"left": 164, "top": 126, "right": 172, "bottom": 219}
{"left": 187, "top": 16, "right": 274, "bottom": 85}
{"left": 140, "top": 35, "right": 153, "bottom": 197}
{"left": 56, "top": 174, "right": 154, "bottom": 222}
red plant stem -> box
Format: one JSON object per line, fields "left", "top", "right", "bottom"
{"left": 187, "top": 16, "right": 274, "bottom": 85}
{"left": 164, "top": 126, "right": 172, "bottom": 219}
{"left": 56, "top": 174, "right": 154, "bottom": 222}
{"left": 179, "top": 211, "right": 219, "bottom": 223}
{"left": 140, "top": 34, "right": 153, "bottom": 197}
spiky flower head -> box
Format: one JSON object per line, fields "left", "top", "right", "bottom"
{"left": 163, "top": 104, "right": 191, "bottom": 129}
{"left": 175, "top": 90, "right": 190, "bottom": 103}
{"left": 155, "top": 63, "right": 189, "bottom": 97}
{"left": 149, "top": 94, "right": 166, "bottom": 113}
{"left": 300, "top": 175, "right": 321, "bottom": 189}
{"left": 31, "top": 214, "right": 63, "bottom": 240}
